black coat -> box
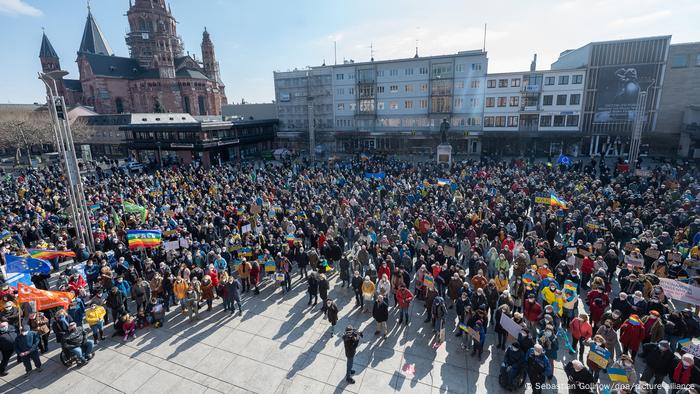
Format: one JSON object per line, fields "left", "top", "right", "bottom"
{"left": 318, "top": 279, "right": 329, "bottom": 299}
{"left": 307, "top": 276, "right": 319, "bottom": 295}
{"left": 642, "top": 343, "right": 675, "bottom": 376}
{"left": 0, "top": 326, "right": 17, "bottom": 353}
{"left": 342, "top": 330, "right": 361, "bottom": 358}
{"left": 373, "top": 300, "right": 389, "bottom": 323}
{"left": 564, "top": 361, "right": 596, "bottom": 394}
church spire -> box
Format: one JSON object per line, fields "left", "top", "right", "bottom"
{"left": 78, "top": 8, "right": 113, "bottom": 55}
{"left": 40, "top": 30, "right": 62, "bottom": 72}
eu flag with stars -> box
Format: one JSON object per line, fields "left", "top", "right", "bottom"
{"left": 4, "top": 255, "right": 51, "bottom": 286}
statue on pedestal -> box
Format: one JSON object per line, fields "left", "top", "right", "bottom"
{"left": 439, "top": 118, "right": 450, "bottom": 144}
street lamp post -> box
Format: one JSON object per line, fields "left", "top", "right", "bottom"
{"left": 38, "top": 71, "right": 95, "bottom": 252}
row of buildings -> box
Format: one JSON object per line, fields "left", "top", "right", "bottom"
{"left": 273, "top": 36, "right": 700, "bottom": 159}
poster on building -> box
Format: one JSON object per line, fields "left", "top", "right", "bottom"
{"left": 659, "top": 278, "right": 700, "bottom": 306}
{"left": 593, "top": 64, "right": 656, "bottom": 123}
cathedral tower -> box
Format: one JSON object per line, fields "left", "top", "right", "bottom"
{"left": 125, "top": 0, "right": 183, "bottom": 78}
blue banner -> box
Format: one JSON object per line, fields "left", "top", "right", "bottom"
{"left": 365, "top": 172, "right": 385, "bottom": 180}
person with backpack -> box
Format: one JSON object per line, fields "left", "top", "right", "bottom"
{"left": 525, "top": 343, "right": 551, "bottom": 394}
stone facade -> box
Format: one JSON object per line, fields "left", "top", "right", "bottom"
{"left": 39, "top": 0, "right": 227, "bottom": 116}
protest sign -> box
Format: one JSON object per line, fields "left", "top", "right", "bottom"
{"left": 624, "top": 255, "right": 644, "bottom": 267}
{"left": 623, "top": 242, "right": 636, "bottom": 252}
{"left": 178, "top": 238, "right": 189, "bottom": 249}
{"left": 443, "top": 246, "right": 456, "bottom": 258}
{"left": 634, "top": 169, "right": 652, "bottom": 177}
{"left": 466, "top": 326, "right": 480, "bottom": 343}
{"left": 164, "top": 240, "right": 179, "bottom": 251}
{"left": 241, "top": 224, "right": 252, "bottom": 234}
{"left": 644, "top": 249, "right": 661, "bottom": 259}
{"left": 578, "top": 248, "right": 591, "bottom": 257}
{"left": 499, "top": 313, "right": 522, "bottom": 338}
{"left": 659, "top": 278, "right": 700, "bottom": 306}
{"left": 587, "top": 345, "right": 610, "bottom": 368}
{"left": 535, "top": 257, "right": 548, "bottom": 267}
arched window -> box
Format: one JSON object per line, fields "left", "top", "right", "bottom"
{"left": 138, "top": 17, "right": 147, "bottom": 31}
{"left": 198, "top": 95, "right": 206, "bottom": 115}
{"left": 115, "top": 98, "right": 124, "bottom": 114}
{"left": 183, "top": 96, "right": 191, "bottom": 114}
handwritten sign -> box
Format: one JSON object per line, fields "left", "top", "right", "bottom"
{"left": 624, "top": 255, "right": 644, "bottom": 267}
{"left": 659, "top": 277, "right": 700, "bottom": 306}
{"left": 644, "top": 249, "right": 661, "bottom": 260}
{"left": 535, "top": 257, "right": 548, "bottom": 267}
{"left": 499, "top": 313, "right": 522, "bottom": 338}
{"left": 623, "top": 242, "right": 636, "bottom": 252}
{"left": 443, "top": 246, "right": 456, "bottom": 258}
{"left": 587, "top": 345, "right": 610, "bottom": 368}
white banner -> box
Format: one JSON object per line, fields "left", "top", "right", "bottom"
{"left": 659, "top": 278, "right": 700, "bottom": 306}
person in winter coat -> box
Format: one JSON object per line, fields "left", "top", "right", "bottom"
{"left": 467, "top": 319, "right": 486, "bottom": 359}
{"left": 361, "top": 276, "right": 375, "bottom": 312}
{"left": 130, "top": 278, "right": 151, "bottom": 312}
{"left": 326, "top": 299, "right": 339, "bottom": 336}
{"left": 107, "top": 286, "right": 126, "bottom": 324}
{"left": 61, "top": 322, "right": 94, "bottom": 364}
{"left": 396, "top": 285, "right": 414, "bottom": 325}
{"left": 14, "top": 327, "right": 42, "bottom": 374}
{"left": 585, "top": 335, "right": 608, "bottom": 381}
{"left": 372, "top": 295, "right": 389, "bottom": 338}
{"left": 641, "top": 310, "right": 665, "bottom": 344}
{"left": 640, "top": 340, "right": 675, "bottom": 392}
{"left": 524, "top": 294, "right": 542, "bottom": 334}
{"left": 222, "top": 275, "right": 242, "bottom": 314}
{"left": 609, "top": 354, "right": 638, "bottom": 390}
{"left": 447, "top": 273, "right": 463, "bottom": 308}
{"left": 0, "top": 322, "right": 17, "bottom": 376}
{"left": 173, "top": 278, "right": 189, "bottom": 313}
{"left": 525, "top": 344, "right": 552, "bottom": 394}
{"left": 569, "top": 313, "right": 593, "bottom": 361}
{"left": 85, "top": 304, "right": 106, "bottom": 343}
{"left": 318, "top": 274, "right": 330, "bottom": 313}
{"left": 539, "top": 324, "right": 558, "bottom": 379}
{"left": 114, "top": 276, "right": 131, "bottom": 313}
{"left": 484, "top": 280, "right": 500, "bottom": 324}
{"left": 350, "top": 271, "right": 362, "bottom": 306}
{"left": 250, "top": 261, "right": 261, "bottom": 295}
{"left": 200, "top": 275, "right": 216, "bottom": 311}
{"left": 564, "top": 360, "right": 596, "bottom": 394}
{"left": 307, "top": 271, "right": 319, "bottom": 306}
{"left": 27, "top": 312, "right": 50, "bottom": 353}
{"left": 596, "top": 319, "right": 618, "bottom": 363}
{"left": 494, "top": 304, "right": 511, "bottom": 350}
{"left": 619, "top": 314, "right": 645, "bottom": 360}
{"left": 671, "top": 353, "right": 699, "bottom": 392}
{"left": 149, "top": 297, "right": 166, "bottom": 327}
{"left": 432, "top": 296, "right": 447, "bottom": 343}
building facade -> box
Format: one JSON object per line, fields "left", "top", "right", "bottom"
{"left": 39, "top": 0, "right": 227, "bottom": 116}
{"left": 552, "top": 36, "right": 671, "bottom": 157}
{"left": 274, "top": 50, "right": 488, "bottom": 155}
{"left": 481, "top": 67, "right": 586, "bottom": 156}
{"left": 655, "top": 43, "right": 700, "bottom": 158}
{"left": 121, "top": 114, "right": 276, "bottom": 167}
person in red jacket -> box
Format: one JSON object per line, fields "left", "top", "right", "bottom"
{"left": 619, "top": 314, "right": 645, "bottom": 360}
{"left": 396, "top": 285, "right": 413, "bottom": 325}
{"left": 569, "top": 313, "right": 593, "bottom": 361}
{"left": 588, "top": 298, "right": 607, "bottom": 331}
{"left": 250, "top": 261, "right": 261, "bottom": 295}
{"left": 377, "top": 262, "right": 391, "bottom": 285}
{"left": 672, "top": 354, "right": 698, "bottom": 390}
{"left": 580, "top": 256, "right": 594, "bottom": 290}
{"left": 523, "top": 294, "right": 542, "bottom": 334}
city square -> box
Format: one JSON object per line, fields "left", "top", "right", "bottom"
{"left": 0, "top": 0, "right": 699, "bottom": 393}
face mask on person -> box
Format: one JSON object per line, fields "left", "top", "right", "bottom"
{"left": 549, "top": 286, "right": 556, "bottom": 291}
{"left": 683, "top": 360, "right": 693, "bottom": 367}
{"left": 624, "top": 361, "right": 632, "bottom": 367}
{"left": 545, "top": 330, "right": 552, "bottom": 337}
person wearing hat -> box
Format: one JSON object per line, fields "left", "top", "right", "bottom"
{"left": 671, "top": 353, "right": 699, "bottom": 392}
{"left": 61, "top": 322, "right": 94, "bottom": 365}
{"left": 564, "top": 359, "right": 595, "bottom": 394}
{"left": 342, "top": 325, "right": 362, "bottom": 384}
{"left": 640, "top": 340, "right": 675, "bottom": 393}
{"left": 610, "top": 353, "right": 638, "bottom": 389}
{"left": 641, "top": 310, "right": 665, "bottom": 344}
{"left": 620, "top": 314, "right": 645, "bottom": 360}
{"left": 525, "top": 343, "right": 551, "bottom": 394}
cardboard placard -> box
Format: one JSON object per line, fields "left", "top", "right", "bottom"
{"left": 241, "top": 224, "right": 252, "bottom": 234}
{"left": 659, "top": 277, "right": 700, "bottom": 306}
{"left": 535, "top": 257, "right": 548, "bottom": 267}
{"left": 164, "top": 240, "right": 180, "bottom": 251}
{"left": 623, "top": 242, "right": 636, "bottom": 252}
{"left": 250, "top": 205, "right": 261, "bottom": 215}
{"left": 178, "top": 238, "right": 189, "bottom": 249}
{"left": 634, "top": 169, "right": 652, "bottom": 178}
{"left": 578, "top": 248, "right": 591, "bottom": 257}
{"left": 587, "top": 345, "right": 610, "bottom": 368}
{"left": 466, "top": 326, "right": 480, "bottom": 342}
{"left": 428, "top": 238, "right": 437, "bottom": 247}
{"left": 644, "top": 249, "right": 661, "bottom": 259}
{"left": 499, "top": 313, "right": 522, "bottom": 338}
{"left": 534, "top": 196, "right": 551, "bottom": 205}
{"left": 624, "top": 255, "right": 644, "bottom": 267}
{"left": 669, "top": 252, "right": 683, "bottom": 263}
{"left": 443, "top": 246, "right": 456, "bottom": 258}
{"left": 567, "top": 247, "right": 578, "bottom": 256}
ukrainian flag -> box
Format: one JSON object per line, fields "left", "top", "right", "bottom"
{"left": 607, "top": 367, "right": 628, "bottom": 383}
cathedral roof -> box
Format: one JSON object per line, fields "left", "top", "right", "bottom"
{"left": 39, "top": 32, "right": 58, "bottom": 58}
{"left": 63, "top": 79, "right": 83, "bottom": 92}
{"left": 83, "top": 53, "right": 142, "bottom": 78}
{"left": 176, "top": 69, "right": 210, "bottom": 80}
{"left": 78, "top": 11, "right": 113, "bottom": 56}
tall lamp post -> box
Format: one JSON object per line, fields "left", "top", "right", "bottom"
{"left": 628, "top": 80, "right": 656, "bottom": 167}
{"left": 38, "top": 71, "right": 95, "bottom": 252}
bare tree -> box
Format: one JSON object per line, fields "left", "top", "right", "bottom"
{"left": 0, "top": 110, "right": 53, "bottom": 165}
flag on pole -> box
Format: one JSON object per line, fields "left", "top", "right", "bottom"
{"left": 123, "top": 201, "right": 148, "bottom": 222}
{"left": 126, "top": 230, "right": 162, "bottom": 249}
{"left": 436, "top": 178, "right": 452, "bottom": 187}
{"left": 3, "top": 255, "right": 52, "bottom": 286}
{"left": 549, "top": 193, "right": 568, "bottom": 209}
{"left": 607, "top": 367, "right": 629, "bottom": 383}
{"left": 557, "top": 154, "right": 572, "bottom": 167}
{"left": 17, "top": 283, "right": 74, "bottom": 310}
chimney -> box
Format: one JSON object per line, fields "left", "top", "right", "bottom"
{"left": 530, "top": 54, "right": 537, "bottom": 72}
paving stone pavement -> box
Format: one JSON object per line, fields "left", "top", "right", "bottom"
{"left": 1, "top": 271, "right": 630, "bottom": 394}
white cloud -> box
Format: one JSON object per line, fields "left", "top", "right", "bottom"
{"left": 0, "top": 0, "right": 41, "bottom": 16}
{"left": 610, "top": 10, "right": 672, "bottom": 27}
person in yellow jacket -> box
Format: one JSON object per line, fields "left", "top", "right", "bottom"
{"left": 541, "top": 282, "right": 558, "bottom": 306}
{"left": 173, "top": 278, "right": 189, "bottom": 314}
{"left": 361, "top": 276, "right": 375, "bottom": 313}
{"left": 85, "top": 304, "right": 106, "bottom": 343}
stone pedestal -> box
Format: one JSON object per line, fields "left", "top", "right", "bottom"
{"left": 437, "top": 144, "right": 453, "bottom": 166}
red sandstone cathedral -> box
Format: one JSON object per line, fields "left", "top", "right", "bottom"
{"left": 39, "top": 0, "right": 227, "bottom": 115}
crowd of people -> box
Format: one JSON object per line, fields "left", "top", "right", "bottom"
{"left": 0, "top": 154, "right": 699, "bottom": 393}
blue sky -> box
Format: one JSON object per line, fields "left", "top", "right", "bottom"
{"left": 0, "top": 0, "right": 698, "bottom": 105}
